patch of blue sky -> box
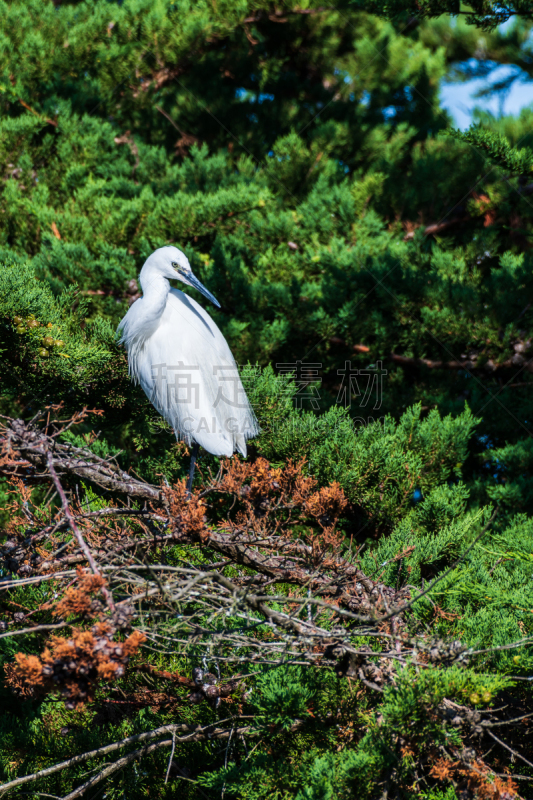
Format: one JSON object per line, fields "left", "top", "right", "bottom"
{"left": 441, "top": 62, "right": 533, "bottom": 130}
{"left": 235, "top": 88, "right": 275, "bottom": 103}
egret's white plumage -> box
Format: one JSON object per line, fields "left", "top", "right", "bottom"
{"left": 118, "top": 246, "right": 259, "bottom": 458}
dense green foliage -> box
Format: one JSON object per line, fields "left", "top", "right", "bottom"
{"left": 2, "top": 1, "right": 533, "bottom": 798}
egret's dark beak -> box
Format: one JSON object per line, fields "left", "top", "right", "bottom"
{"left": 175, "top": 267, "right": 221, "bottom": 308}
{"left": 187, "top": 272, "right": 221, "bottom": 308}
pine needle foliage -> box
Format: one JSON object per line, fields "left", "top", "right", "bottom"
{"left": 452, "top": 126, "right": 533, "bottom": 176}
{"left": 1, "top": 1, "right": 533, "bottom": 798}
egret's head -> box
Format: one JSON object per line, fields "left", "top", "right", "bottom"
{"left": 146, "top": 246, "right": 220, "bottom": 308}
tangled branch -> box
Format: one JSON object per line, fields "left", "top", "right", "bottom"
{"left": 0, "top": 409, "right": 529, "bottom": 799}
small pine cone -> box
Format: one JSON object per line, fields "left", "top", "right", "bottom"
{"left": 192, "top": 667, "right": 204, "bottom": 685}
{"left": 204, "top": 685, "right": 220, "bottom": 699}
{"left": 202, "top": 672, "right": 217, "bottom": 685}
{"left": 113, "top": 604, "right": 135, "bottom": 630}
{"left": 13, "top": 612, "right": 26, "bottom": 624}
{"left": 188, "top": 691, "right": 204, "bottom": 705}
{"left": 449, "top": 640, "right": 464, "bottom": 656}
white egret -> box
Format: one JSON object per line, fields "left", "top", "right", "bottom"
{"left": 118, "top": 246, "right": 259, "bottom": 490}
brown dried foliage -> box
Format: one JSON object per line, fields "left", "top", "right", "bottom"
{"left": 165, "top": 479, "right": 209, "bottom": 543}
{"left": 212, "top": 457, "right": 348, "bottom": 558}
{"left": 430, "top": 757, "right": 518, "bottom": 799}
{"left": 1, "top": 415, "right": 409, "bottom": 630}
{"left": 52, "top": 566, "right": 106, "bottom": 618}
{"left": 7, "top": 623, "right": 146, "bottom": 708}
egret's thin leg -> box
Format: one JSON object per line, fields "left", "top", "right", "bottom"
{"left": 186, "top": 442, "right": 200, "bottom": 493}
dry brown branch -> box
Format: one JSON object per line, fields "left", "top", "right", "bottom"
{"left": 327, "top": 343, "right": 533, "bottom": 378}
{"left": 18, "top": 98, "right": 58, "bottom": 127}
{"left": 1, "top": 416, "right": 161, "bottom": 502}
{"left": 1, "top": 415, "right": 409, "bottom": 623}
{"left": 154, "top": 105, "right": 199, "bottom": 156}
{"left": 0, "top": 409, "right": 474, "bottom": 703}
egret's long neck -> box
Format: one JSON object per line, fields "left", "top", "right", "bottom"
{"left": 119, "top": 262, "right": 173, "bottom": 355}
{"left": 138, "top": 269, "right": 170, "bottom": 327}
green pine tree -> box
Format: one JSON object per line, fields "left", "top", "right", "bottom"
{"left": 2, "top": 2, "right": 533, "bottom": 798}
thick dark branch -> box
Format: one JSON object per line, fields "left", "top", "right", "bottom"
{"left": 198, "top": 527, "right": 409, "bottom": 619}
{"left": 403, "top": 215, "right": 470, "bottom": 240}
{"left": 2, "top": 417, "right": 161, "bottom": 502}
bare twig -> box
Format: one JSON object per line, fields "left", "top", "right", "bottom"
{"left": 0, "top": 719, "right": 256, "bottom": 796}
{"left": 164, "top": 731, "right": 176, "bottom": 784}
{"left": 46, "top": 450, "right": 115, "bottom": 613}
{"left": 60, "top": 740, "right": 173, "bottom": 800}
{"left": 486, "top": 729, "right": 533, "bottom": 771}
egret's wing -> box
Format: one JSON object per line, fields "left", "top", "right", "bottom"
{"left": 133, "top": 288, "right": 259, "bottom": 456}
